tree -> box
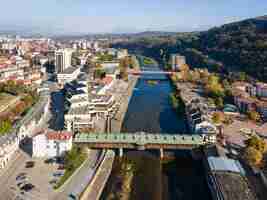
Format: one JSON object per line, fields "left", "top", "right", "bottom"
{"left": 212, "top": 112, "right": 224, "bottom": 124}
{"left": 238, "top": 72, "right": 247, "bottom": 81}
{"left": 94, "top": 68, "right": 106, "bottom": 79}
{"left": 245, "top": 136, "right": 267, "bottom": 154}
{"left": 0, "top": 119, "right": 12, "bottom": 135}
{"left": 247, "top": 111, "right": 261, "bottom": 122}
{"left": 215, "top": 97, "right": 224, "bottom": 108}
{"left": 243, "top": 147, "right": 262, "bottom": 166}
{"left": 205, "top": 75, "right": 225, "bottom": 98}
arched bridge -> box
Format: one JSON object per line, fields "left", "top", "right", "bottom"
{"left": 74, "top": 132, "right": 212, "bottom": 151}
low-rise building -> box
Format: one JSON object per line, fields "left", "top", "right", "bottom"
{"left": 205, "top": 156, "right": 256, "bottom": 200}
{"left": 232, "top": 81, "right": 267, "bottom": 118}
{"left": 32, "top": 131, "right": 72, "bottom": 158}
{"left": 0, "top": 133, "right": 19, "bottom": 170}
{"left": 170, "top": 54, "right": 186, "bottom": 71}
{"left": 256, "top": 82, "right": 267, "bottom": 98}
{"left": 117, "top": 49, "right": 128, "bottom": 59}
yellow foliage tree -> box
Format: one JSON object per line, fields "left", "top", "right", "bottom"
{"left": 243, "top": 147, "right": 263, "bottom": 166}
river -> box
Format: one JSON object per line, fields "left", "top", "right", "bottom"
{"left": 101, "top": 57, "right": 212, "bottom": 200}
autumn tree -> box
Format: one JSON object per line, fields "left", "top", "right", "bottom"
{"left": 205, "top": 75, "right": 225, "bottom": 98}
{"left": 245, "top": 136, "right": 267, "bottom": 154}
{"left": 212, "top": 112, "right": 225, "bottom": 124}
{"left": 247, "top": 111, "right": 261, "bottom": 122}
{"left": 243, "top": 146, "right": 263, "bottom": 166}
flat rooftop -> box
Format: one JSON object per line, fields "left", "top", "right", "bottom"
{"left": 214, "top": 172, "right": 256, "bottom": 200}
{"left": 68, "top": 105, "right": 91, "bottom": 115}
{"left": 60, "top": 66, "right": 80, "bottom": 74}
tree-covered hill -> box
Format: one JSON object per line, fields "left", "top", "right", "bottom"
{"left": 112, "top": 15, "right": 267, "bottom": 81}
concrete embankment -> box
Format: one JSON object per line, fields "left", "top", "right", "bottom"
{"left": 110, "top": 76, "right": 138, "bottom": 132}
{"left": 80, "top": 57, "right": 140, "bottom": 200}
{"left": 80, "top": 150, "right": 115, "bottom": 200}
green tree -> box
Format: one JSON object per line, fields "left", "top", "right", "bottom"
{"left": 215, "top": 97, "right": 224, "bottom": 108}
{"left": 238, "top": 72, "right": 247, "bottom": 81}
{"left": 0, "top": 120, "right": 12, "bottom": 135}
{"left": 94, "top": 68, "right": 106, "bottom": 79}
{"left": 243, "top": 146, "right": 262, "bottom": 166}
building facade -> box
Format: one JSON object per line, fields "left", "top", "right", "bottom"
{"left": 171, "top": 54, "right": 186, "bottom": 71}
{"left": 55, "top": 49, "right": 73, "bottom": 73}
{"left": 32, "top": 131, "right": 73, "bottom": 158}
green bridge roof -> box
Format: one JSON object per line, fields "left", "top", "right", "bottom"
{"left": 74, "top": 132, "right": 206, "bottom": 145}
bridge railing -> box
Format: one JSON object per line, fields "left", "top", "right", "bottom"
{"left": 74, "top": 133, "right": 207, "bottom": 145}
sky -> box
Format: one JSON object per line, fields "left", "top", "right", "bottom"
{"left": 0, "top": 0, "right": 266, "bottom": 35}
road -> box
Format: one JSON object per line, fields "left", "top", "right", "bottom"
{"left": 80, "top": 150, "right": 115, "bottom": 200}
{"left": 52, "top": 150, "right": 101, "bottom": 200}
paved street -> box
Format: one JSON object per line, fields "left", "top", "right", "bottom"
{"left": 0, "top": 147, "right": 102, "bottom": 200}
{"left": 81, "top": 151, "right": 115, "bottom": 200}
{"left": 52, "top": 150, "right": 101, "bottom": 200}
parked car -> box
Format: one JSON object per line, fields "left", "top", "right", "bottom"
{"left": 56, "top": 157, "right": 64, "bottom": 164}
{"left": 53, "top": 172, "right": 64, "bottom": 177}
{"left": 49, "top": 179, "right": 58, "bottom": 185}
{"left": 68, "top": 194, "right": 78, "bottom": 200}
{"left": 25, "top": 161, "right": 35, "bottom": 168}
{"left": 21, "top": 183, "right": 35, "bottom": 192}
{"left": 17, "top": 181, "right": 27, "bottom": 188}
{"left": 16, "top": 173, "right": 27, "bottom": 181}
{"left": 57, "top": 165, "right": 65, "bottom": 170}
{"left": 45, "top": 158, "right": 57, "bottom": 164}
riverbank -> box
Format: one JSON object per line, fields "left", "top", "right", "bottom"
{"left": 100, "top": 152, "right": 162, "bottom": 200}
{"left": 110, "top": 78, "right": 139, "bottom": 133}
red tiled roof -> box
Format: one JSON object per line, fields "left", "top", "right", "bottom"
{"left": 46, "top": 131, "right": 72, "bottom": 141}
{"left": 101, "top": 76, "right": 113, "bottom": 85}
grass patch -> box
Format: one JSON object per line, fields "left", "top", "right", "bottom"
{"left": 54, "top": 146, "right": 87, "bottom": 189}
{"left": 169, "top": 93, "right": 185, "bottom": 114}
{"left": 143, "top": 57, "right": 155, "bottom": 65}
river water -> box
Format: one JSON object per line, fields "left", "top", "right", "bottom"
{"left": 101, "top": 58, "right": 212, "bottom": 200}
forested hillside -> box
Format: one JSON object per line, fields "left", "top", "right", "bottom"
{"left": 112, "top": 16, "right": 267, "bottom": 81}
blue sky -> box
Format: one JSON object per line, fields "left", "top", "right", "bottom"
{"left": 0, "top": 0, "right": 266, "bottom": 34}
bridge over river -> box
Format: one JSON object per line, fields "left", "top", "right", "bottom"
{"left": 74, "top": 132, "right": 213, "bottom": 157}
{"left": 128, "top": 69, "right": 174, "bottom": 75}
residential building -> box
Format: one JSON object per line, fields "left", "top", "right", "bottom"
{"left": 0, "top": 133, "right": 19, "bottom": 170}
{"left": 256, "top": 82, "right": 267, "bottom": 98}
{"left": 117, "top": 49, "right": 128, "bottom": 59}
{"left": 232, "top": 81, "right": 267, "bottom": 118}
{"left": 32, "top": 131, "right": 73, "bottom": 158}
{"left": 171, "top": 54, "right": 186, "bottom": 71}
{"left": 55, "top": 48, "right": 73, "bottom": 73}
{"left": 177, "top": 82, "right": 217, "bottom": 140}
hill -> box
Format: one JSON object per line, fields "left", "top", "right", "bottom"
{"left": 112, "top": 15, "right": 267, "bottom": 81}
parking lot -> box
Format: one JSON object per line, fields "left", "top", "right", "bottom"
{"left": 0, "top": 151, "right": 65, "bottom": 200}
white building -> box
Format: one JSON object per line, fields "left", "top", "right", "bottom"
{"left": 0, "top": 133, "right": 19, "bottom": 170}
{"left": 101, "top": 62, "right": 120, "bottom": 69}
{"left": 55, "top": 48, "right": 74, "bottom": 73}
{"left": 171, "top": 54, "right": 186, "bottom": 71}
{"left": 117, "top": 49, "right": 128, "bottom": 59}
{"left": 32, "top": 131, "right": 73, "bottom": 158}
{"left": 57, "top": 66, "right": 81, "bottom": 85}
